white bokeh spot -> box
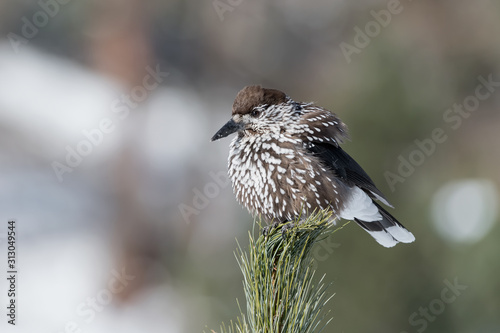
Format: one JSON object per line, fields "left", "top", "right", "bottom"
{"left": 431, "top": 179, "right": 498, "bottom": 244}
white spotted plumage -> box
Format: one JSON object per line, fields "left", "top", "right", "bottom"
{"left": 215, "top": 85, "right": 415, "bottom": 248}
{"left": 228, "top": 101, "right": 346, "bottom": 221}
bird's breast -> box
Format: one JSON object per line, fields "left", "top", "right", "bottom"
{"left": 228, "top": 135, "right": 344, "bottom": 222}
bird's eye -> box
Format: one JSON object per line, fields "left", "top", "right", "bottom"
{"left": 251, "top": 110, "right": 260, "bottom": 117}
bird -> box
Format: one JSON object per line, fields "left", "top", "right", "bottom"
{"left": 211, "top": 85, "right": 415, "bottom": 248}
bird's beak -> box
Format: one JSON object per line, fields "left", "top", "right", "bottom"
{"left": 211, "top": 118, "right": 241, "bottom": 141}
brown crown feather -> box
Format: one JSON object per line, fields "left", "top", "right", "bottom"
{"left": 232, "top": 85, "right": 288, "bottom": 115}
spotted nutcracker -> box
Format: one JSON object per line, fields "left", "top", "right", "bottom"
{"left": 211, "top": 85, "right": 415, "bottom": 247}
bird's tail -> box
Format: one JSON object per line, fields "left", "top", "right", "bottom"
{"left": 354, "top": 202, "right": 415, "bottom": 248}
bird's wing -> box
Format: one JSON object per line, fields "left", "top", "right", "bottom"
{"left": 297, "top": 107, "right": 392, "bottom": 207}
{"left": 305, "top": 142, "right": 393, "bottom": 207}
{"left": 297, "top": 107, "right": 349, "bottom": 147}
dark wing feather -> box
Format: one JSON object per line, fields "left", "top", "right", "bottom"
{"left": 306, "top": 142, "right": 392, "bottom": 207}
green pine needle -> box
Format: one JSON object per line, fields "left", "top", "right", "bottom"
{"left": 210, "top": 209, "right": 349, "bottom": 333}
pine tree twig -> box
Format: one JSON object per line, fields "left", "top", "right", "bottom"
{"left": 209, "top": 209, "right": 348, "bottom": 333}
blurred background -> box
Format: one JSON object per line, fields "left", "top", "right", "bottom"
{"left": 0, "top": 0, "right": 499, "bottom": 332}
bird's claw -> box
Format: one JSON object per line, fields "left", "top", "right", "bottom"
{"left": 262, "top": 221, "right": 281, "bottom": 236}
{"left": 262, "top": 221, "right": 297, "bottom": 237}
{"left": 281, "top": 222, "right": 296, "bottom": 237}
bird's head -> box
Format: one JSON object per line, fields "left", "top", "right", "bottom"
{"left": 211, "top": 85, "right": 298, "bottom": 141}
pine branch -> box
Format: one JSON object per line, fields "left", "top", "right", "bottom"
{"left": 210, "top": 209, "right": 349, "bottom": 333}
